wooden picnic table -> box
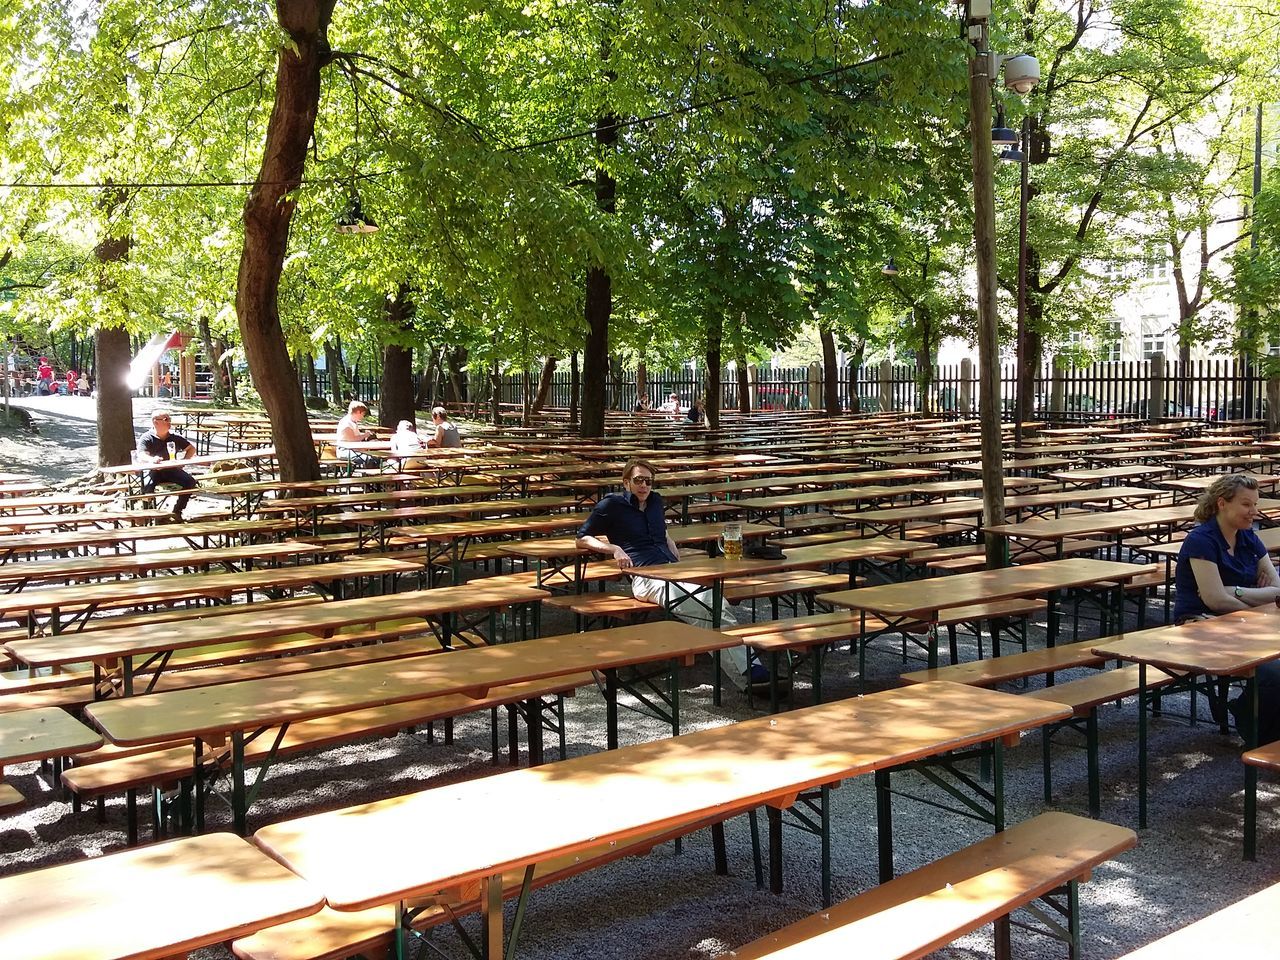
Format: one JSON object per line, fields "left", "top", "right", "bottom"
{"left": 0, "top": 516, "right": 296, "bottom": 563}
{"left": 84, "top": 620, "right": 730, "bottom": 832}
{"left": 1092, "top": 606, "right": 1280, "bottom": 844}
{"left": 0, "top": 493, "right": 115, "bottom": 514}
{"left": 1049, "top": 464, "right": 1172, "bottom": 487}
{"left": 252, "top": 681, "right": 1070, "bottom": 960}
{"left": 732, "top": 476, "right": 1051, "bottom": 524}
{"left": 0, "top": 832, "right": 323, "bottom": 960}
{"left": 982, "top": 503, "right": 1206, "bottom": 560}
{"left": 0, "top": 509, "right": 170, "bottom": 535}
{"left": 495, "top": 521, "right": 778, "bottom": 590}
{"left": 0, "top": 556, "right": 421, "bottom": 636}
{"left": 0, "top": 539, "right": 323, "bottom": 592}
{"left": 6, "top": 581, "right": 546, "bottom": 695}
{"left": 822, "top": 557, "right": 1145, "bottom": 668}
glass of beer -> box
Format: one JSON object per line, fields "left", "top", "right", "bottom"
{"left": 721, "top": 522, "right": 743, "bottom": 560}
{"left": 166, "top": 441, "right": 176, "bottom": 459}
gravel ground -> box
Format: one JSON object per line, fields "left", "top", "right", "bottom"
{"left": 0, "top": 399, "right": 1276, "bottom": 959}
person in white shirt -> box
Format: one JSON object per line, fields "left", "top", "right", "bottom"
{"left": 390, "top": 419, "right": 427, "bottom": 469}
{"left": 335, "top": 400, "right": 376, "bottom": 466}
{"left": 658, "top": 392, "right": 681, "bottom": 414}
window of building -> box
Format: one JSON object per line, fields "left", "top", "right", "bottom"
{"left": 1142, "top": 258, "right": 1169, "bottom": 281}
{"left": 1102, "top": 321, "right": 1122, "bottom": 361}
{"left": 1141, "top": 332, "right": 1166, "bottom": 360}
{"left": 1269, "top": 337, "right": 1280, "bottom": 358}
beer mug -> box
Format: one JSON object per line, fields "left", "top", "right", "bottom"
{"left": 720, "top": 522, "right": 743, "bottom": 560}
{"left": 166, "top": 441, "right": 177, "bottom": 459}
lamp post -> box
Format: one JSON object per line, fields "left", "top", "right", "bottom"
{"left": 965, "top": 10, "right": 1005, "bottom": 570}
{"left": 962, "top": 0, "right": 1039, "bottom": 569}
{"left": 1014, "top": 115, "right": 1030, "bottom": 447}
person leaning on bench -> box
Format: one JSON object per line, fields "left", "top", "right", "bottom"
{"left": 136, "top": 408, "right": 197, "bottom": 522}
{"left": 1174, "top": 472, "right": 1280, "bottom": 742}
{"left": 575, "top": 457, "right": 772, "bottom": 692}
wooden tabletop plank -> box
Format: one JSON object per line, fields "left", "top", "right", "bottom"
{"left": 84, "top": 621, "right": 736, "bottom": 746}
{"left": 822, "top": 558, "right": 1143, "bottom": 618}
{"left": 1092, "top": 606, "right": 1280, "bottom": 675}
{"left": 0, "top": 558, "right": 421, "bottom": 619}
{"left": 0, "top": 540, "right": 324, "bottom": 587}
{"left": 982, "top": 504, "right": 1198, "bottom": 541}
{"left": 631, "top": 538, "right": 924, "bottom": 584}
{"left": 6, "top": 583, "right": 546, "bottom": 667}
{"left": 0, "top": 832, "right": 322, "bottom": 960}
{"left": 253, "top": 682, "right": 1069, "bottom": 912}
{"left": 0, "top": 705, "right": 103, "bottom": 766}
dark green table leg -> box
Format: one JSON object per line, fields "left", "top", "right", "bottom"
{"left": 1138, "top": 663, "right": 1148, "bottom": 829}
{"left": 1245, "top": 673, "right": 1259, "bottom": 861}
{"left": 876, "top": 767, "right": 894, "bottom": 882}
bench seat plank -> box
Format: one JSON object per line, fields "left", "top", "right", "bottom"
{"left": 726, "top": 812, "right": 1135, "bottom": 960}
{"left": 900, "top": 639, "right": 1107, "bottom": 687}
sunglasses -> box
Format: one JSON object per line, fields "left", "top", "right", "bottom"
{"left": 629, "top": 475, "right": 654, "bottom": 485}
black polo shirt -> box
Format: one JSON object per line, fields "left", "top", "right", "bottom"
{"left": 577, "top": 490, "right": 677, "bottom": 567}
{"left": 137, "top": 429, "right": 191, "bottom": 460}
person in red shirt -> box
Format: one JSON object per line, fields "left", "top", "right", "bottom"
{"left": 36, "top": 358, "right": 53, "bottom": 395}
{"left": 65, "top": 370, "right": 78, "bottom": 395}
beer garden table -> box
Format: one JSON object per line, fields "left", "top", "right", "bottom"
{"left": 251, "top": 682, "right": 1070, "bottom": 959}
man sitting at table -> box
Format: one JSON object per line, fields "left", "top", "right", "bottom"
{"left": 576, "top": 457, "right": 768, "bottom": 692}
{"left": 136, "top": 409, "right": 198, "bottom": 521}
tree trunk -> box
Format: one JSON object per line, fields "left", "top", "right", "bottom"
{"left": 93, "top": 190, "right": 134, "bottom": 467}
{"left": 736, "top": 349, "right": 750, "bottom": 413}
{"left": 580, "top": 52, "right": 618, "bottom": 438}
{"left": 446, "top": 347, "right": 468, "bottom": 409}
{"left": 378, "top": 284, "right": 415, "bottom": 427}
{"left": 820, "top": 327, "right": 840, "bottom": 415}
{"left": 305, "top": 352, "right": 318, "bottom": 399}
{"left": 704, "top": 314, "right": 722, "bottom": 430}
{"left": 234, "top": 0, "right": 332, "bottom": 484}
{"left": 635, "top": 361, "right": 647, "bottom": 408}
{"left": 1018, "top": 248, "right": 1044, "bottom": 424}
{"left": 95, "top": 327, "right": 134, "bottom": 467}
{"left": 531, "top": 356, "right": 557, "bottom": 413}
{"left": 490, "top": 361, "right": 502, "bottom": 425}
{"left": 197, "top": 317, "right": 227, "bottom": 404}
{"left": 324, "top": 340, "right": 342, "bottom": 403}
{"left": 416, "top": 360, "right": 433, "bottom": 409}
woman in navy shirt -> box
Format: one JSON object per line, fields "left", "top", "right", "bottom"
{"left": 1174, "top": 473, "right": 1280, "bottom": 742}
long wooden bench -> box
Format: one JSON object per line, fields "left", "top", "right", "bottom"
{"left": 62, "top": 672, "right": 593, "bottom": 845}
{"left": 231, "top": 811, "right": 744, "bottom": 960}
{"left": 725, "top": 811, "right": 1135, "bottom": 960}
{"left": 856, "top": 597, "right": 1048, "bottom": 679}
{"left": 724, "top": 611, "right": 869, "bottom": 709}
{"left": 722, "top": 570, "right": 852, "bottom": 619}
{"left": 541, "top": 592, "right": 664, "bottom": 630}
{"left": 1025, "top": 665, "right": 1175, "bottom": 817}
{"left": 900, "top": 638, "right": 1108, "bottom": 688}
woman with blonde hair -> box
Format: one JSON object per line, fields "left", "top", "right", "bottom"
{"left": 1174, "top": 472, "right": 1280, "bottom": 742}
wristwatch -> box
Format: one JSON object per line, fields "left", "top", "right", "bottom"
{"left": 1234, "top": 586, "right": 1244, "bottom": 599}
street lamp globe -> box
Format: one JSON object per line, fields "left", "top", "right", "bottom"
{"left": 1002, "top": 54, "right": 1040, "bottom": 94}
